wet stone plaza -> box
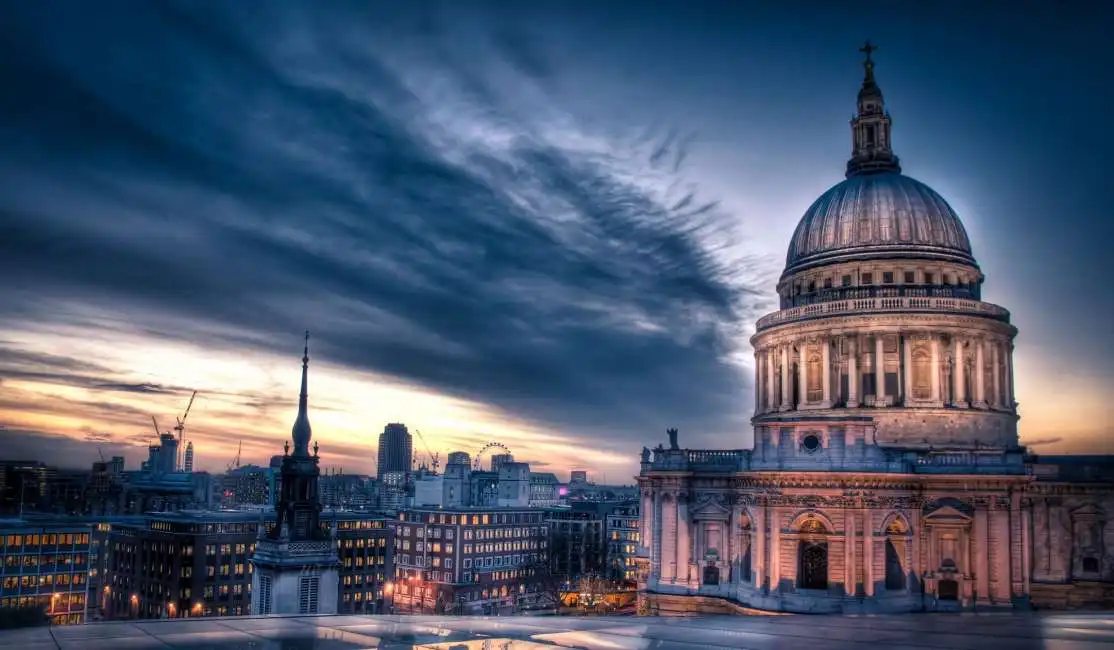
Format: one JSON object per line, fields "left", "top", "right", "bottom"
{"left": 2, "top": 612, "right": 1113, "bottom": 650}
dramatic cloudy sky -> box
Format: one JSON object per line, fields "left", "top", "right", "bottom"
{"left": 1, "top": 1, "right": 1111, "bottom": 479}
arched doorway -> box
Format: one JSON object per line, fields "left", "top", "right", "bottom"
{"left": 911, "top": 347, "right": 931, "bottom": 400}
{"left": 937, "top": 579, "right": 958, "bottom": 601}
{"left": 738, "top": 515, "right": 753, "bottom": 583}
{"left": 807, "top": 354, "right": 823, "bottom": 402}
{"left": 796, "top": 518, "right": 830, "bottom": 590}
{"left": 883, "top": 517, "right": 909, "bottom": 591}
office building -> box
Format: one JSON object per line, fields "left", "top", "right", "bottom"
{"left": 394, "top": 507, "right": 549, "bottom": 615}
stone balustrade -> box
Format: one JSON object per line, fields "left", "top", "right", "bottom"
{"left": 756, "top": 296, "right": 1010, "bottom": 331}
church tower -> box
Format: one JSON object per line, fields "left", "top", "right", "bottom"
{"left": 250, "top": 332, "right": 339, "bottom": 615}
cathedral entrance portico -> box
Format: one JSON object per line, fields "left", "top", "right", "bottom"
{"left": 794, "top": 517, "right": 832, "bottom": 591}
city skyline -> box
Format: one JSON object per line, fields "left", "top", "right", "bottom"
{"left": 2, "top": 2, "right": 1113, "bottom": 478}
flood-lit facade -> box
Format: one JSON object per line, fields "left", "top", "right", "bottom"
{"left": 636, "top": 46, "right": 1114, "bottom": 615}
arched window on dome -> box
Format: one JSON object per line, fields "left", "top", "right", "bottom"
{"left": 911, "top": 347, "right": 932, "bottom": 400}
{"left": 807, "top": 354, "right": 823, "bottom": 403}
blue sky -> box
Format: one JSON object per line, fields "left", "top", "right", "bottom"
{"left": 1, "top": 1, "right": 1111, "bottom": 477}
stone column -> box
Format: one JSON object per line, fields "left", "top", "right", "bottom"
{"left": 930, "top": 335, "right": 941, "bottom": 403}
{"left": 974, "top": 339, "right": 987, "bottom": 408}
{"left": 992, "top": 508, "right": 1010, "bottom": 602}
{"left": 661, "top": 494, "right": 675, "bottom": 582}
{"left": 780, "top": 346, "right": 791, "bottom": 410}
{"left": 798, "top": 344, "right": 807, "bottom": 407}
{"left": 902, "top": 336, "right": 913, "bottom": 406}
{"left": 753, "top": 353, "right": 761, "bottom": 416}
{"left": 766, "top": 348, "right": 777, "bottom": 411}
{"left": 1006, "top": 343, "right": 1015, "bottom": 408}
{"left": 753, "top": 506, "right": 766, "bottom": 590}
{"left": 821, "top": 338, "right": 832, "bottom": 407}
{"left": 641, "top": 490, "right": 653, "bottom": 554}
{"left": 847, "top": 336, "right": 859, "bottom": 408}
{"left": 863, "top": 509, "right": 874, "bottom": 596}
{"left": 677, "top": 496, "right": 691, "bottom": 586}
{"left": 991, "top": 342, "right": 1002, "bottom": 409}
{"left": 845, "top": 510, "right": 856, "bottom": 595}
{"left": 651, "top": 490, "right": 662, "bottom": 579}
{"left": 1020, "top": 499, "right": 1031, "bottom": 597}
{"left": 974, "top": 508, "right": 989, "bottom": 603}
{"left": 953, "top": 337, "right": 967, "bottom": 407}
{"left": 874, "top": 335, "right": 885, "bottom": 406}
{"left": 769, "top": 508, "right": 781, "bottom": 593}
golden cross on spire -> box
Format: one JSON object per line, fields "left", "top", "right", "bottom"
{"left": 859, "top": 41, "right": 877, "bottom": 64}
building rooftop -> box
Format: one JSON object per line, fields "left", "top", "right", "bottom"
{"left": 3, "top": 612, "right": 1113, "bottom": 650}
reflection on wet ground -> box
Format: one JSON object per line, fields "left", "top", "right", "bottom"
{"left": 3, "top": 611, "right": 1114, "bottom": 649}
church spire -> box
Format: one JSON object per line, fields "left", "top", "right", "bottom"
{"left": 290, "top": 330, "right": 312, "bottom": 456}
{"left": 846, "top": 41, "right": 901, "bottom": 177}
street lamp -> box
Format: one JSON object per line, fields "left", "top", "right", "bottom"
{"left": 383, "top": 582, "right": 394, "bottom": 614}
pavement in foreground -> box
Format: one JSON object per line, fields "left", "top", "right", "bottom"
{"left": 2, "top": 611, "right": 1113, "bottom": 649}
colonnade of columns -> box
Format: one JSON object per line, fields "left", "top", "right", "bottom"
{"left": 754, "top": 331, "right": 1014, "bottom": 415}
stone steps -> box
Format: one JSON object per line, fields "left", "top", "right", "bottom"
{"left": 1030, "top": 581, "right": 1114, "bottom": 610}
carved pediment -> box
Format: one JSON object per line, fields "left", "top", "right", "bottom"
{"left": 691, "top": 497, "right": 730, "bottom": 521}
{"left": 923, "top": 505, "right": 973, "bottom": 526}
{"left": 1071, "top": 504, "right": 1106, "bottom": 521}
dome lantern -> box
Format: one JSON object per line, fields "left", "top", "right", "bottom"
{"left": 846, "top": 41, "right": 901, "bottom": 178}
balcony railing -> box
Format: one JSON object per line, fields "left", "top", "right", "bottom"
{"left": 780, "top": 284, "right": 980, "bottom": 309}
{"left": 756, "top": 295, "right": 1010, "bottom": 331}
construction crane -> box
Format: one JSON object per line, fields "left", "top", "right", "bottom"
{"left": 227, "top": 440, "right": 242, "bottom": 472}
{"left": 413, "top": 429, "right": 440, "bottom": 473}
{"left": 151, "top": 415, "right": 162, "bottom": 439}
{"left": 173, "top": 390, "right": 198, "bottom": 471}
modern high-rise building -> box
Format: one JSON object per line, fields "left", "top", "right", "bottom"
{"left": 377, "top": 423, "right": 413, "bottom": 476}
{"left": 446, "top": 452, "right": 471, "bottom": 468}
{"left": 251, "top": 333, "right": 340, "bottom": 616}
{"left": 183, "top": 442, "right": 194, "bottom": 473}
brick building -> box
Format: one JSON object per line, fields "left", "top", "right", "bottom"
{"left": 393, "top": 507, "right": 549, "bottom": 614}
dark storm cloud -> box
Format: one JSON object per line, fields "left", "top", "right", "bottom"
{"left": 0, "top": 2, "right": 767, "bottom": 448}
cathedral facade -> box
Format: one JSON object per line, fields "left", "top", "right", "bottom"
{"left": 636, "top": 45, "right": 1114, "bottom": 614}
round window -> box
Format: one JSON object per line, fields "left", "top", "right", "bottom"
{"left": 802, "top": 434, "right": 821, "bottom": 452}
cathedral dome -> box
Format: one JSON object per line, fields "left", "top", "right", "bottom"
{"left": 784, "top": 172, "right": 975, "bottom": 276}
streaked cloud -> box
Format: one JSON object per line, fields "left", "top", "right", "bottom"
{"left": 0, "top": 2, "right": 767, "bottom": 477}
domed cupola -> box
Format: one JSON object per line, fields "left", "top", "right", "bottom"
{"left": 750, "top": 43, "right": 1018, "bottom": 452}
{"left": 781, "top": 42, "right": 978, "bottom": 281}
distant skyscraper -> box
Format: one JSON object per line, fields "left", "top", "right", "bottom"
{"left": 570, "top": 470, "right": 589, "bottom": 484}
{"left": 446, "top": 451, "right": 471, "bottom": 467}
{"left": 490, "top": 454, "right": 514, "bottom": 473}
{"left": 183, "top": 442, "right": 194, "bottom": 473}
{"left": 376, "top": 423, "right": 412, "bottom": 476}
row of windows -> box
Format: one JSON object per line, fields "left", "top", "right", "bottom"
{"left": 339, "top": 538, "right": 387, "bottom": 549}
{"left": 1, "top": 593, "right": 86, "bottom": 609}
{"left": 205, "top": 544, "right": 252, "bottom": 556}
{"left": 397, "top": 554, "right": 455, "bottom": 569}
{"left": 1, "top": 533, "right": 90, "bottom": 549}
{"left": 789, "top": 269, "right": 973, "bottom": 295}
{"left": 399, "top": 540, "right": 454, "bottom": 553}
{"left": 1, "top": 572, "right": 86, "bottom": 590}
{"left": 341, "top": 556, "right": 386, "bottom": 568}
{"left": 342, "top": 574, "right": 387, "bottom": 586}
{"left": 400, "top": 512, "right": 543, "bottom": 525}
{"left": 3, "top": 553, "right": 87, "bottom": 569}
{"left": 609, "top": 531, "right": 640, "bottom": 541}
